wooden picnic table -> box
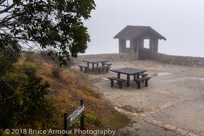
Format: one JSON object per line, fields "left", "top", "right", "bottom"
{"left": 110, "top": 67, "right": 147, "bottom": 87}
{"left": 82, "top": 58, "right": 109, "bottom": 72}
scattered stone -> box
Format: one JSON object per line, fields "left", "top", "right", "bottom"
{"left": 102, "top": 78, "right": 109, "bottom": 81}
{"left": 152, "top": 107, "right": 160, "bottom": 113}
{"left": 162, "top": 124, "right": 176, "bottom": 132}
{"left": 126, "top": 112, "right": 135, "bottom": 117}
{"left": 176, "top": 128, "right": 188, "bottom": 135}
{"left": 140, "top": 113, "right": 146, "bottom": 117}
{"left": 159, "top": 102, "right": 176, "bottom": 110}
{"left": 143, "top": 112, "right": 151, "bottom": 117}
{"left": 120, "top": 105, "right": 136, "bottom": 113}
{"left": 149, "top": 111, "right": 155, "bottom": 115}
{"left": 160, "top": 106, "right": 166, "bottom": 110}
{"left": 115, "top": 105, "right": 198, "bottom": 136}
{"left": 152, "top": 120, "right": 163, "bottom": 127}
{"left": 154, "top": 109, "right": 160, "bottom": 112}
{"left": 143, "top": 118, "right": 152, "bottom": 123}
{"left": 132, "top": 113, "right": 141, "bottom": 118}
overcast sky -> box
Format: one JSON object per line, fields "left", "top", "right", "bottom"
{"left": 83, "top": 0, "right": 204, "bottom": 57}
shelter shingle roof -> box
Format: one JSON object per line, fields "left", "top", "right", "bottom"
{"left": 114, "top": 25, "right": 166, "bottom": 40}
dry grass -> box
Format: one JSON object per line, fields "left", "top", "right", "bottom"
{"left": 18, "top": 55, "right": 130, "bottom": 134}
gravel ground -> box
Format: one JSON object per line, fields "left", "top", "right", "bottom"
{"left": 77, "top": 60, "right": 204, "bottom": 136}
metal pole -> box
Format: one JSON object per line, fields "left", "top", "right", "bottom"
{"left": 64, "top": 112, "right": 68, "bottom": 136}
{"left": 80, "top": 100, "right": 85, "bottom": 130}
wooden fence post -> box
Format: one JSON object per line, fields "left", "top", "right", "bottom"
{"left": 64, "top": 112, "right": 68, "bottom": 136}
{"left": 80, "top": 100, "right": 85, "bottom": 130}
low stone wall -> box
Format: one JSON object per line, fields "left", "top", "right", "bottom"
{"left": 73, "top": 53, "right": 134, "bottom": 64}
{"left": 152, "top": 53, "right": 204, "bottom": 67}
{"left": 72, "top": 52, "right": 204, "bottom": 67}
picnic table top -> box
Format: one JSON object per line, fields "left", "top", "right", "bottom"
{"left": 82, "top": 58, "right": 109, "bottom": 63}
{"left": 110, "top": 67, "right": 147, "bottom": 75}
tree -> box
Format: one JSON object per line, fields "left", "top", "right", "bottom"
{"left": 0, "top": 41, "right": 21, "bottom": 74}
{"left": 0, "top": 63, "right": 55, "bottom": 129}
{"left": 0, "top": 78, "right": 20, "bottom": 128}
{"left": 18, "top": 77, "right": 55, "bottom": 128}
{"left": 0, "top": 0, "right": 96, "bottom": 65}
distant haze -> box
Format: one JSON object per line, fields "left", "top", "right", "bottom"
{"left": 83, "top": 0, "right": 204, "bottom": 57}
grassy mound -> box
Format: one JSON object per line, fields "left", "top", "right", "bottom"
{"left": 19, "top": 53, "right": 130, "bottom": 135}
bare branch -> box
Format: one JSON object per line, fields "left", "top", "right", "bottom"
{"left": 0, "top": 3, "right": 15, "bottom": 14}
{"left": 0, "top": 0, "right": 6, "bottom": 5}
{"left": 0, "top": 14, "right": 17, "bottom": 27}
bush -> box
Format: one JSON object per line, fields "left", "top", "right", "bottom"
{"left": 3, "top": 72, "right": 28, "bottom": 89}
{"left": 0, "top": 54, "right": 13, "bottom": 75}
{"left": 18, "top": 78, "right": 55, "bottom": 128}
{"left": 52, "top": 65, "right": 62, "bottom": 78}
{"left": 0, "top": 45, "right": 21, "bottom": 75}
{"left": 2, "top": 63, "right": 37, "bottom": 89}
{"left": 0, "top": 43, "right": 21, "bottom": 63}
{"left": 0, "top": 78, "right": 20, "bottom": 129}
{"left": 0, "top": 77, "right": 55, "bottom": 129}
{"left": 0, "top": 45, "right": 55, "bottom": 130}
{"left": 15, "top": 63, "right": 37, "bottom": 77}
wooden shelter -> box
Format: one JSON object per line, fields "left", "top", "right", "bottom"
{"left": 114, "top": 25, "right": 166, "bottom": 59}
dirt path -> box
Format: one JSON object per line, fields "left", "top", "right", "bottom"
{"left": 86, "top": 60, "right": 204, "bottom": 136}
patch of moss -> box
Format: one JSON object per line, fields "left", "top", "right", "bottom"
{"left": 85, "top": 113, "right": 101, "bottom": 126}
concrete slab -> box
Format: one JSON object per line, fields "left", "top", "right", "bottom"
{"left": 150, "top": 100, "right": 204, "bottom": 134}
{"left": 85, "top": 60, "right": 204, "bottom": 135}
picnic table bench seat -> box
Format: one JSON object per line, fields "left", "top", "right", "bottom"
{"left": 137, "top": 73, "right": 148, "bottom": 82}
{"left": 95, "top": 66, "right": 110, "bottom": 74}
{"left": 78, "top": 65, "right": 88, "bottom": 73}
{"left": 135, "top": 76, "right": 151, "bottom": 89}
{"left": 107, "top": 77, "right": 126, "bottom": 89}
{"left": 103, "top": 65, "right": 111, "bottom": 73}
{"left": 134, "top": 72, "right": 148, "bottom": 79}
{"left": 106, "top": 63, "right": 112, "bottom": 67}
{"left": 138, "top": 73, "right": 148, "bottom": 77}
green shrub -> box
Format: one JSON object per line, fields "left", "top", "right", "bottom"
{"left": 0, "top": 43, "right": 21, "bottom": 63}
{"left": 0, "top": 46, "right": 21, "bottom": 75}
{"left": 52, "top": 65, "right": 62, "bottom": 78}
{"left": 18, "top": 78, "right": 55, "bottom": 128}
{"left": 0, "top": 78, "right": 20, "bottom": 129}
{"left": 0, "top": 45, "right": 55, "bottom": 130}
{"left": 0, "top": 54, "right": 13, "bottom": 75}
{"left": 15, "top": 63, "right": 37, "bottom": 77}
{"left": 0, "top": 77, "right": 55, "bottom": 129}
{"left": 3, "top": 72, "right": 28, "bottom": 89}
{"left": 2, "top": 63, "right": 37, "bottom": 89}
